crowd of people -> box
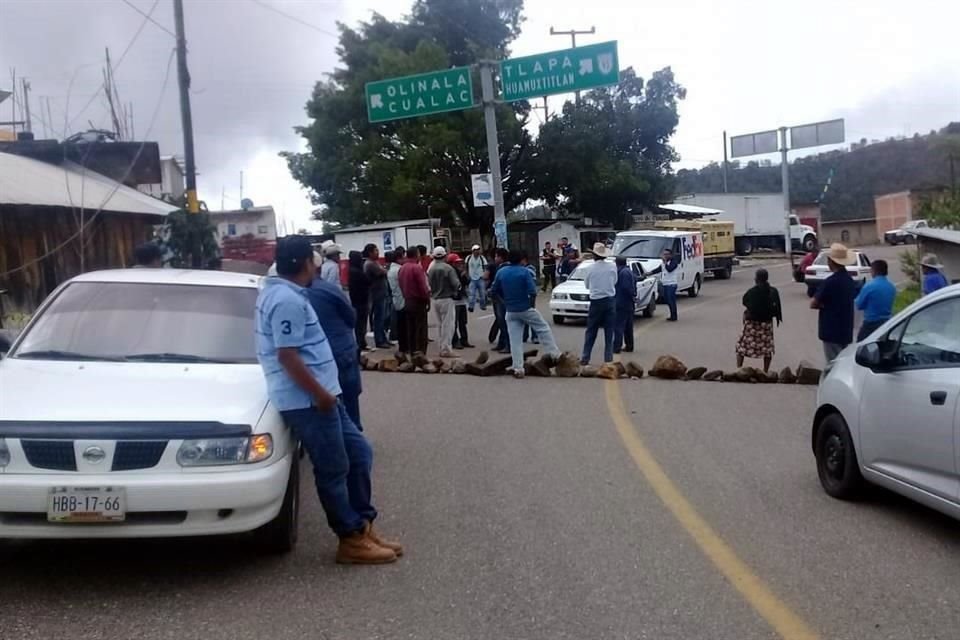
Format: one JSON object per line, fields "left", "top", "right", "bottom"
{"left": 118, "top": 231, "right": 955, "bottom": 567}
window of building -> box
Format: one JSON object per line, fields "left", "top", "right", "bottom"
{"left": 257, "top": 225, "right": 269, "bottom": 235}
{"left": 227, "top": 223, "right": 237, "bottom": 236}
{"left": 841, "top": 230, "right": 850, "bottom": 242}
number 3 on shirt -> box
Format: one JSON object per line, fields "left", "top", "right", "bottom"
{"left": 281, "top": 320, "right": 292, "bottom": 335}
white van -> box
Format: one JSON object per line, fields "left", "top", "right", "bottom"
{"left": 611, "top": 230, "right": 705, "bottom": 298}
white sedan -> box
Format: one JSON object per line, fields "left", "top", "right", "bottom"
{"left": 0, "top": 269, "right": 298, "bottom": 553}
{"left": 813, "top": 284, "right": 960, "bottom": 518}
{"left": 550, "top": 260, "right": 657, "bottom": 324}
{"left": 804, "top": 249, "right": 873, "bottom": 296}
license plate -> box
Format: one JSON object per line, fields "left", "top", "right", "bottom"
{"left": 576, "top": 304, "right": 589, "bottom": 311}
{"left": 47, "top": 487, "right": 126, "bottom": 523}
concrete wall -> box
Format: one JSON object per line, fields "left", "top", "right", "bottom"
{"left": 820, "top": 220, "right": 876, "bottom": 247}
{"left": 918, "top": 237, "right": 960, "bottom": 284}
{"left": 874, "top": 191, "right": 916, "bottom": 240}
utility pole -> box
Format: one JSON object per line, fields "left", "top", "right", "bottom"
{"left": 550, "top": 26, "right": 595, "bottom": 106}
{"left": 532, "top": 95, "right": 549, "bottom": 125}
{"left": 779, "top": 127, "right": 791, "bottom": 256}
{"left": 173, "top": 0, "right": 199, "bottom": 213}
{"left": 722, "top": 131, "right": 729, "bottom": 193}
{"left": 480, "top": 61, "right": 508, "bottom": 249}
{"left": 20, "top": 77, "right": 32, "bottom": 133}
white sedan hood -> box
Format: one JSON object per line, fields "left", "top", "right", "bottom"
{"left": 0, "top": 360, "right": 268, "bottom": 426}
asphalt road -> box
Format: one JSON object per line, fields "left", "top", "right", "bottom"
{"left": 6, "top": 244, "right": 958, "bottom": 640}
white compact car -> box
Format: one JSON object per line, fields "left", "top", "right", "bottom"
{"left": 0, "top": 269, "right": 298, "bottom": 553}
{"left": 884, "top": 219, "right": 928, "bottom": 245}
{"left": 812, "top": 284, "right": 960, "bottom": 518}
{"left": 804, "top": 249, "right": 873, "bottom": 296}
{"left": 550, "top": 260, "right": 657, "bottom": 324}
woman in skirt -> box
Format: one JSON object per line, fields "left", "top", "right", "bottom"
{"left": 735, "top": 268, "right": 783, "bottom": 373}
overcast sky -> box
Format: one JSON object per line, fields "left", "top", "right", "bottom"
{"left": 2, "top": 0, "right": 958, "bottom": 232}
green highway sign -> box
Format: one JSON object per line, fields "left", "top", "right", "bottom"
{"left": 499, "top": 40, "right": 620, "bottom": 102}
{"left": 366, "top": 66, "right": 475, "bottom": 123}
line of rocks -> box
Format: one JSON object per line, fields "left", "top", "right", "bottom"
{"left": 361, "top": 351, "right": 822, "bottom": 385}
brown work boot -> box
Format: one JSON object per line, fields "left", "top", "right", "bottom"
{"left": 336, "top": 530, "right": 397, "bottom": 565}
{"left": 364, "top": 522, "right": 404, "bottom": 557}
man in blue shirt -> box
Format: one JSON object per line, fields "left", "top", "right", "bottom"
{"left": 581, "top": 243, "right": 619, "bottom": 365}
{"left": 921, "top": 254, "right": 949, "bottom": 296}
{"left": 257, "top": 236, "right": 401, "bottom": 565}
{"left": 305, "top": 273, "right": 364, "bottom": 432}
{"left": 810, "top": 244, "right": 857, "bottom": 362}
{"left": 491, "top": 249, "right": 561, "bottom": 378}
{"left": 613, "top": 256, "right": 637, "bottom": 353}
{"left": 855, "top": 259, "right": 897, "bottom": 341}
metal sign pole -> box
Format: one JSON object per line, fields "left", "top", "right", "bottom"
{"left": 780, "top": 126, "right": 791, "bottom": 257}
{"left": 480, "top": 62, "right": 508, "bottom": 249}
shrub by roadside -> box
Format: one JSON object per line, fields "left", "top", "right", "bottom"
{"left": 893, "top": 284, "right": 920, "bottom": 314}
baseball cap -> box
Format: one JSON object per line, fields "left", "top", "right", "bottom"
{"left": 274, "top": 236, "right": 315, "bottom": 275}
{"left": 448, "top": 252, "right": 462, "bottom": 263}
{"left": 471, "top": 244, "right": 481, "bottom": 251}
{"left": 432, "top": 246, "right": 448, "bottom": 258}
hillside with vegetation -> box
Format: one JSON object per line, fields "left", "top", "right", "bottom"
{"left": 675, "top": 124, "right": 960, "bottom": 221}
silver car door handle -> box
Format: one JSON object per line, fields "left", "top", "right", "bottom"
{"left": 930, "top": 391, "right": 947, "bottom": 406}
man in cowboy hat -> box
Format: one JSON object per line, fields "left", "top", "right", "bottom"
{"left": 810, "top": 243, "right": 857, "bottom": 362}
{"left": 319, "top": 240, "right": 344, "bottom": 289}
{"left": 921, "top": 253, "right": 949, "bottom": 296}
{"left": 580, "top": 242, "right": 619, "bottom": 365}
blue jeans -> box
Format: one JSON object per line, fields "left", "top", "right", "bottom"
{"left": 335, "top": 350, "right": 363, "bottom": 432}
{"left": 280, "top": 400, "right": 375, "bottom": 537}
{"left": 371, "top": 296, "right": 389, "bottom": 346}
{"left": 506, "top": 308, "right": 561, "bottom": 371}
{"left": 468, "top": 278, "right": 487, "bottom": 310}
{"left": 662, "top": 284, "right": 678, "bottom": 321}
{"left": 493, "top": 298, "right": 509, "bottom": 350}
{"left": 614, "top": 302, "right": 634, "bottom": 352}
{"left": 581, "top": 296, "right": 616, "bottom": 364}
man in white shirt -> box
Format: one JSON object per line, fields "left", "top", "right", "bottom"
{"left": 465, "top": 244, "right": 489, "bottom": 312}
{"left": 660, "top": 247, "right": 680, "bottom": 321}
{"left": 319, "top": 241, "right": 344, "bottom": 289}
{"left": 580, "top": 243, "right": 619, "bottom": 365}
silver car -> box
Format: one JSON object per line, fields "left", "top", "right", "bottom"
{"left": 813, "top": 284, "right": 960, "bottom": 518}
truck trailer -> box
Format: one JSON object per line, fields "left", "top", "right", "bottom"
{"left": 677, "top": 193, "right": 818, "bottom": 255}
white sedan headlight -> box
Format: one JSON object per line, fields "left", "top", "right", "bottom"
{"left": 177, "top": 434, "right": 274, "bottom": 467}
{"left": 552, "top": 292, "right": 568, "bottom": 300}
{"left": 0, "top": 438, "right": 9, "bottom": 468}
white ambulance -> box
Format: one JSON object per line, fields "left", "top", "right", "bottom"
{"left": 611, "top": 230, "right": 706, "bottom": 298}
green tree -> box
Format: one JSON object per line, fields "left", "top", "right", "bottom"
{"left": 531, "top": 67, "right": 686, "bottom": 228}
{"left": 283, "top": 0, "right": 533, "bottom": 244}
{"left": 156, "top": 210, "right": 221, "bottom": 269}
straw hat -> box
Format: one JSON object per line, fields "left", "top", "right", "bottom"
{"left": 321, "top": 240, "right": 342, "bottom": 256}
{"left": 921, "top": 253, "right": 944, "bottom": 270}
{"left": 591, "top": 242, "right": 611, "bottom": 258}
{"left": 826, "top": 243, "right": 856, "bottom": 266}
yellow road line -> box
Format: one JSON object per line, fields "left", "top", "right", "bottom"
{"left": 604, "top": 380, "right": 819, "bottom": 639}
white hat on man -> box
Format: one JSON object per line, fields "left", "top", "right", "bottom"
{"left": 826, "top": 243, "right": 856, "bottom": 266}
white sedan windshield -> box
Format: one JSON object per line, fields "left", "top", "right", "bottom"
{"left": 13, "top": 282, "right": 258, "bottom": 363}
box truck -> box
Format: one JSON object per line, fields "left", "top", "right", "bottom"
{"left": 678, "top": 193, "right": 818, "bottom": 255}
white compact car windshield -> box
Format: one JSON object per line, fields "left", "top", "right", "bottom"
{"left": 13, "top": 282, "right": 259, "bottom": 364}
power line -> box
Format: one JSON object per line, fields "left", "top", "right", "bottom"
{"left": 121, "top": 0, "right": 176, "bottom": 38}
{"left": 248, "top": 0, "right": 339, "bottom": 38}
{"left": 0, "top": 48, "right": 177, "bottom": 280}
{"left": 68, "top": 0, "right": 168, "bottom": 132}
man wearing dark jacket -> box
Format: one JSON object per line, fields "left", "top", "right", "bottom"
{"left": 613, "top": 256, "right": 637, "bottom": 353}
{"left": 347, "top": 251, "right": 370, "bottom": 350}
{"left": 305, "top": 275, "right": 365, "bottom": 431}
